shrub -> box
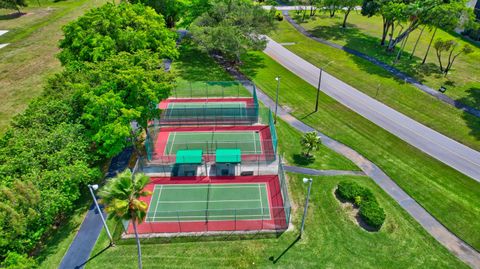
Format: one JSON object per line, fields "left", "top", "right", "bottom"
{"left": 336, "top": 181, "right": 385, "bottom": 229}
{"left": 360, "top": 201, "right": 386, "bottom": 229}
{"left": 275, "top": 12, "right": 284, "bottom": 21}
{"left": 1, "top": 252, "right": 37, "bottom": 269}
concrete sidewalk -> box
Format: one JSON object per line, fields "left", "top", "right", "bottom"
{"left": 58, "top": 147, "right": 133, "bottom": 269}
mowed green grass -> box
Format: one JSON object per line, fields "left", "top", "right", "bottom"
{"left": 239, "top": 51, "right": 480, "bottom": 250}
{"left": 292, "top": 12, "right": 480, "bottom": 110}
{"left": 270, "top": 19, "right": 480, "bottom": 151}
{"left": 0, "top": 0, "right": 109, "bottom": 133}
{"left": 86, "top": 174, "right": 466, "bottom": 268}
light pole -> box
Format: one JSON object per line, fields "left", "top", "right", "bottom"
{"left": 274, "top": 76, "right": 280, "bottom": 124}
{"left": 300, "top": 178, "right": 313, "bottom": 238}
{"left": 88, "top": 184, "right": 114, "bottom": 246}
{"left": 315, "top": 61, "right": 334, "bottom": 112}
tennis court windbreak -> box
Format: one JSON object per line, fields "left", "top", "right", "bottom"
{"left": 175, "top": 149, "right": 203, "bottom": 164}
{"left": 216, "top": 149, "right": 241, "bottom": 163}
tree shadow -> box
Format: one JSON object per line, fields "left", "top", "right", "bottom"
{"left": 0, "top": 12, "right": 26, "bottom": 20}
{"left": 292, "top": 153, "right": 314, "bottom": 166}
{"left": 175, "top": 39, "right": 236, "bottom": 81}
{"left": 459, "top": 87, "right": 480, "bottom": 141}
{"left": 239, "top": 52, "right": 267, "bottom": 79}
{"left": 74, "top": 244, "right": 112, "bottom": 269}
{"left": 268, "top": 235, "right": 301, "bottom": 264}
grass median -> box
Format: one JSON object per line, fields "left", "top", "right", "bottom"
{"left": 239, "top": 51, "right": 480, "bottom": 251}
{"left": 269, "top": 19, "right": 480, "bottom": 152}
{"left": 290, "top": 12, "right": 480, "bottom": 110}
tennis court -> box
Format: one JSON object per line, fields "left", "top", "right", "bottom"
{"left": 165, "top": 101, "right": 248, "bottom": 118}
{"left": 146, "top": 183, "right": 271, "bottom": 222}
{"left": 164, "top": 131, "right": 262, "bottom": 155}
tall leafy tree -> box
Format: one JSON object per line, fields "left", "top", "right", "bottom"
{"left": 99, "top": 170, "right": 151, "bottom": 269}
{"left": 71, "top": 51, "right": 174, "bottom": 157}
{"left": 130, "top": 0, "right": 189, "bottom": 28}
{"left": 434, "top": 39, "right": 473, "bottom": 76}
{"left": 58, "top": 3, "right": 178, "bottom": 65}
{"left": 190, "top": 0, "right": 276, "bottom": 64}
{"left": 342, "top": 0, "right": 362, "bottom": 28}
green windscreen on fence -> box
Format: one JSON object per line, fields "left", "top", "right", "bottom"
{"left": 269, "top": 111, "right": 278, "bottom": 155}
{"left": 216, "top": 149, "right": 241, "bottom": 163}
{"left": 176, "top": 149, "right": 203, "bottom": 164}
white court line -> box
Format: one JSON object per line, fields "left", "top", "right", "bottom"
{"left": 155, "top": 199, "right": 262, "bottom": 203}
{"left": 152, "top": 185, "right": 164, "bottom": 220}
{"left": 159, "top": 185, "right": 261, "bottom": 189}
{"left": 258, "top": 184, "right": 264, "bottom": 214}
{"left": 167, "top": 132, "right": 177, "bottom": 155}
{"left": 149, "top": 214, "right": 268, "bottom": 220}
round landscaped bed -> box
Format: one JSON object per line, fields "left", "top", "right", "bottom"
{"left": 334, "top": 181, "right": 386, "bottom": 231}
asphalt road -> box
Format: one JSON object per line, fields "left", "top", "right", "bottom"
{"left": 264, "top": 37, "right": 480, "bottom": 182}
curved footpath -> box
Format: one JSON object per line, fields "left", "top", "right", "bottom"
{"left": 280, "top": 11, "right": 480, "bottom": 118}
{"left": 230, "top": 71, "right": 480, "bottom": 268}
{"left": 263, "top": 36, "right": 480, "bottom": 182}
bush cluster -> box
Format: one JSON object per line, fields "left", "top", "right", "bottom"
{"left": 336, "top": 181, "right": 386, "bottom": 229}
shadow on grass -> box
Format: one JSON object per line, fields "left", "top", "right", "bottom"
{"left": 460, "top": 87, "right": 480, "bottom": 141}
{"left": 0, "top": 12, "right": 26, "bottom": 20}
{"left": 75, "top": 244, "right": 112, "bottom": 269}
{"left": 269, "top": 235, "right": 301, "bottom": 264}
{"left": 175, "top": 39, "right": 235, "bottom": 81}
{"left": 239, "top": 52, "right": 267, "bottom": 79}
{"left": 292, "top": 153, "right": 314, "bottom": 166}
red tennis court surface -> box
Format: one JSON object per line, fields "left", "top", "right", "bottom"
{"left": 151, "top": 125, "right": 275, "bottom": 163}
{"left": 158, "top": 97, "right": 256, "bottom": 109}
{"left": 125, "top": 175, "right": 290, "bottom": 235}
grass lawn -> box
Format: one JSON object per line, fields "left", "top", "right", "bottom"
{"left": 276, "top": 118, "right": 359, "bottom": 171}
{"left": 270, "top": 19, "right": 480, "bottom": 152}
{"left": 291, "top": 12, "right": 480, "bottom": 110}
{"left": 0, "top": 0, "right": 108, "bottom": 133}
{"left": 239, "top": 51, "right": 480, "bottom": 250}
{"left": 85, "top": 174, "right": 466, "bottom": 268}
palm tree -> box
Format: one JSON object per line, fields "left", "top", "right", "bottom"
{"left": 99, "top": 169, "right": 151, "bottom": 269}
{"left": 300, "top": 131, "right": 322, "bottom": 158}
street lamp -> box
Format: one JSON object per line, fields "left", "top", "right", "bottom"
{"left": 88, "top": 184, "right": 114, "bottom": 246}
{"left": 315, "top": 61, "right": 334, "bottom": 112}
{"left": 274, "top": 76, "right": 280, "bottom": 124}
{"left": 300, "top": 178, "right": 313, "bottom": 238}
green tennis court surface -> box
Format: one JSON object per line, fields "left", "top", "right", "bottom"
{"left": 146, "top": 183, "right": 271, "bottom": 222}
{"left": 166, "top": 102, "right": 247, "bottom": 118}
{"left": 165, "top": 131, "right": 262, "bottom": 155}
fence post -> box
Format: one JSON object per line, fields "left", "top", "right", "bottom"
{"left": 190, "top": 81, "right": 192, "bottom": 98}
{"left": 234, "top": 209, "right": 237, "bottom": 231}
{"left": 176, "top": 210, "right": 181, "bottom": 232}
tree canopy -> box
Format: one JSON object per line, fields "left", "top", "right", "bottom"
{"left": 58, "top": 3, "right": 178, "bottom": 65}
{"left": 0, "top": 0, "right": 27, "bottom": 13}
{"left": 189, "top": 0, "right": 276, "bottom": 63}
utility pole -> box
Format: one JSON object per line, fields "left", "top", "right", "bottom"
{"left": 88, "top": 184, "right": 114, "bottom": 246}
{"left": 275, "top": 76, "right": 280, "bottom": 123}
{"left": 300, "top": 178, "right": 313, "bottom": 238}
{"left": 315, "top": 61, "right": 334, "bottom": 112}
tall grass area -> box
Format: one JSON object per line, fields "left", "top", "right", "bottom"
{"left": 239, "top": 51, "right": 480, "bottom": 250}
{"left": 291, "top": 12, "right": 480, "bottom": 110}
{"left": 86, "top": 174, "right": 466, "bottom": 268}
{"left": 270, "top": 20, "right": 480, "bottom": 152}
{"left": 0, "top": 0, "right": 108, "bottom": 133}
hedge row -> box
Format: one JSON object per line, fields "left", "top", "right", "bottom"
{"left": 336, "top": 181, "right": 386, "bottom": 229}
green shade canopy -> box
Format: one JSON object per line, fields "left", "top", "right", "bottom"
{"left": 216, "top": 149, "right": 241, "bottom": 163}
{"left": 176, "top": 149, "right": 203, "bottom": 164}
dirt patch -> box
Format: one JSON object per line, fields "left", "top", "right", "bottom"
{"left": 333, "top": 187, "right": 379, "bottom": 232}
